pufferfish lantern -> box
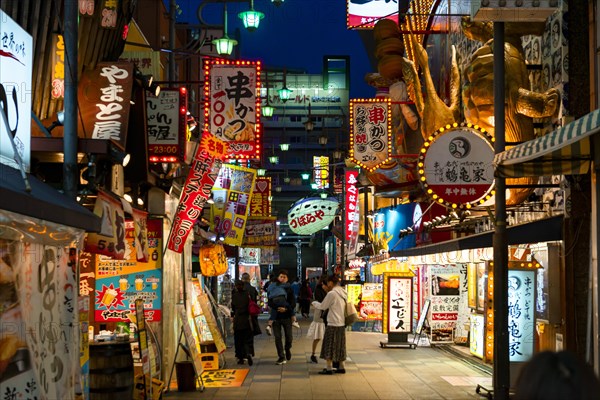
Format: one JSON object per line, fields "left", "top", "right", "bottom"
{"left": 287, "top": 196, "right": 339, "bottom": 235}
{"left": 199, "top": 242, "right": 228, "bottom": 277}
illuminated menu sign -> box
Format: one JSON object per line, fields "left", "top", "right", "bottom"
{"left": 508, "top": 269, "right": 535, "bottom": 362}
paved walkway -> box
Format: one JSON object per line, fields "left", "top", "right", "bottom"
{"left": 164, "top": 316, "right": 492, "bottom": 399}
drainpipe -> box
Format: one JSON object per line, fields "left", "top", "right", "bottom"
{"left": 169, "top": 0, "right": 177, "bottom": 83}
{"left": 492, "top": 22, "right": 510, "bottom": 400}
{"left": 63, "top": 0, "right": 78, "bottom": 199}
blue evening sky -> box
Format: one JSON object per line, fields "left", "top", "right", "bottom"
{"left": 172, "top": 0, "right": 377, "bottom": 98}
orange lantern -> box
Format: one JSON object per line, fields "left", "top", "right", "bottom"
{"left": 199, "top": 243, "right": 228, "bottom": 277}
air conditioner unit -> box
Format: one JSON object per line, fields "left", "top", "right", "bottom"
{"left": 471, "top": 0, "right": 561, "bottom": 22}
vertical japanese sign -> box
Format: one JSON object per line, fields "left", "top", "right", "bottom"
{"left": 0, "top": 9, "right": 33, "bottom": 171}
{"left": 85, "top": 190, "right": 127, "bottom": 259}
{"left": 382, "top": 272, "right": 413, "bottom": 334}
{"left": 167, "top": 133, "right": 227, "bottom": 253}
{"left": 146, "top": 88, "right": 188, "bottom": 163}
{"left": 78, "top": 62, "right": 134, "bottom": 149}
{"left": 120, "top": 51, "right": 161, "bottom": 80}
{"left": 16, "top": 243, "right": 79, "bottom": 399}
{"left": 50, "top": 34, "right": 65, "bottom": 99}
{"left": 94, "top": 219, "right": 163, "bottom": 322}
{"left": 101, "top": 0, "right": 118, "bottom": 28}
{"left": 212, "top": 164, "right": 257, "bottom": 246}
{"left": 249, "top": 176, "right": 271, "bottom": 216}
{"left": 313, "top": 156, "right": 329, "bottom": 189}
{"left": 428, "top": 265, "right": 461, "bottom": 343}
{"left": 349, "top": 98, "right": 391, "bottom": 172}
{"left": 508, "top": 269, "right": 535, "bottom": 362}
{"left": 205, "top": 59, "right": 261, "bottom": 160}
{"left": 345, "top": 169, "right": 360, "bottom": 242}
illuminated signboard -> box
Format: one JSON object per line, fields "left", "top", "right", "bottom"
{"left": 508, "top": 269, "right": 535, "bottom": 362}
{"left": 382, "top": 272, "right": 413, "bottom": 334}
{"left": 346, "top": 0, "right": 399, "bottom": 29}
{"left": 147, "top": 88, "right": 188, "bottom": 163}
{"left": 419, "top": 122, "right": 495, "bottom": 210}
{"left": 287, "top": 196, "right": 339, "bottom": 235}
{"left": 0, "top": 9, "right": 33, "bottom": 171}
{"left": 313, "top": 156, "right": 330, "bottom": 189}
{"left": 349, "top": 98, "right": 392, "bottom": 172}
{"left": 204, "top": 59, "right": 261, "bottom": 160}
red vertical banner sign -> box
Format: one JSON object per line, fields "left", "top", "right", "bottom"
{"left": 345, "top": 169, "right": 359, "bottom": 242}
{"left": 167, "top": 134, "right": 227, "bottom": 252}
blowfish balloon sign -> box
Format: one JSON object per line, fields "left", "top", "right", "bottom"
{"left": 287, "top": 196, "right": 339, "bottom": 235}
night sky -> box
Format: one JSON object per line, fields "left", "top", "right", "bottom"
{"left": 173, "top": 0, "right": 378, "bottom": 98}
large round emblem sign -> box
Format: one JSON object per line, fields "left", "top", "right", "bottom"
{"left": 287, "top": 196, "right": 339, "bottom": 235}
{"left": 418, "top": 123, "right": 495, "bottom": 209}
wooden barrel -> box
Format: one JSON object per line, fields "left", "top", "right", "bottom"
{"left": 89, "top": 341, "right": 134, "bottom": 400}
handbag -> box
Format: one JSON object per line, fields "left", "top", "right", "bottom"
{"left": 344, "top": 301, "right": 360, "bottom": 327}
{"left": 248, "top": 295, "right": 261, "bottom": 317}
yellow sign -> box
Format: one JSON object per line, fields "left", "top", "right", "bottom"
{"left": 201, "top": 369, "right": 249, "bottom": 388}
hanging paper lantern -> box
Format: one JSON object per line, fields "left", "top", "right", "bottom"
{"left": 199, "top": 243, "right": 228, "bottom": 276}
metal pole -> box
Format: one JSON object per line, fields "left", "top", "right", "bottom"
{"left": 63, "top": 0, "right": 78, "bottom": 199}
{"left": 169, "top": 0, "right": 177, "bottom": 83}
{"left": 492, "top": 21, "right": 510, "bottom": 399}
{"left": 592, "top": 135, "right": 600, "bottom": 373}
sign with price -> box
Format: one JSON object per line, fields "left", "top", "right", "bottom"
{"left": 146, "top": 88, "right": 188, "bottom": 163}
{"left": 349, "top": 98, "right": 391, "bottom": 172}
{"left": 94, "top": 219, "right": 163, "bottom": 322}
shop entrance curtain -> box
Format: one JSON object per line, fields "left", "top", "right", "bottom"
{"left": 494, "top": 109, "right": 600, "bottom": 178}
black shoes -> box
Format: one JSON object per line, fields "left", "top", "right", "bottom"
{"left": 335, "top": 368, "right": 346, "bottom": 374}
{"left": 247, "top": 355, "right": 253, "bottom": 366}
{"left": 285, "top": 349, "right": 292, "bottom": 361}
{"left": 276, "top": 357, "right": 286, "bottom": 365}
{"left": 237, "top": 358, "right": 244, "bottom": 365}
{"left": 310, "top": 355, "right": 318, "bottom": 363}
{"left": 318, "top": 369, "right": 333, "bottom": 375}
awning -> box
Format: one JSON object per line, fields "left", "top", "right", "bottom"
{"left": 494, "top": 109, "right": 600, "bottom": 178}
{"left": 0, "top": 163, "right": 100, "bottom": 232}
{"left": 389, "top": 215, "right": 562, "bottom": 258}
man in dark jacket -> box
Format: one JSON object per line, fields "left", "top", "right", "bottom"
{"left": 271, "top": 269, "right": 296, "bottom": 365}
{"left": 230, "top": 280, "right": 255, "bottom": 365}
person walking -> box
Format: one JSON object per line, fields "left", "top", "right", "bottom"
{"left": 270, "top": 269, "right": 296, "bottom": 365}
{"left": 230, "top": 280, "right": 255, "bottom": 366}
{"left": 307, "top": 274, "right": 328, "bottom": 363}
{"left": 312, "top": 275, "right": 347, "bottom": 374}
{"left": 298, "top": 280, "right": 313, "bottom": 318}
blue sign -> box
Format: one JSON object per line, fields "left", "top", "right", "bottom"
{"left": 373, "top": 205, "right": 417, "bottom": 251}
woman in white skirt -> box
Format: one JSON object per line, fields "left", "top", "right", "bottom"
{"left": 306, "top": 274, "right": 328, "bottom": 363}
{"left": 312, "top": 275, "right": 347, "bottom": 374}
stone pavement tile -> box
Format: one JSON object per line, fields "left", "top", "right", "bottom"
{"left": 342, "top": 388, "right": 379, "bottom": 399}
{"left": 373, "top": 389, "right": 413, "bottom": 400}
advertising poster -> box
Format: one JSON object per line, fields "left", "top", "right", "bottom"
{"left": 470, "top": 313, "right": 485, "bottom": 359}
{"left": 360, "top": 283, "right": 383, "bottom": 320}
{"left": 346, "top": 284, "right": 362, "bottom": 308}
{"left": 373, "top": 205, "right": 418, "bottom": 252}
{"left": 212, "top": 164, "right": 257, "bottom": 247}
{"left": 146, "top": 88, "right": 187, "bottom": 163}
{"left": 94, "top": 219, "right": 162, "bottom": 322}
{"left": 243, "top": 217, "right": 277, "bottom": 247}
{"left": 428, "top": 264, "right": 461, "bottom": 343}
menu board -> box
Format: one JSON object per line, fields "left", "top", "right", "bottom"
{"left": 428, "top": 265, "right": 461, "bottom": 343}
{"left": 178, "top": 305, "right": 203, "bottom": 375}
{"left": 94, "top": 219, "right": 162, "bottom": 322}
{"left": 359, "top": 283, "right": 383, "bottom": 320}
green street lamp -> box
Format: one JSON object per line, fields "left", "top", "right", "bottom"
{"left": 212, "top": 2, "right": 237, "bottom": 56}
{"left": 239, "top": 0, "right": 264, "bottom": 31}
{"left": 257, "top": 168, "right": 266, "bottom": 176}
{"left": 277, "top": 86, "right": 293, "bottom": 103}
{"left": 262, "top": 103, "right": 274, "bottom": 117}
{"left": 279, "top": 143, "right": 290, "bottom": 151}
{"left": 301, "top": 172, "right": 310, "bottom": 181}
